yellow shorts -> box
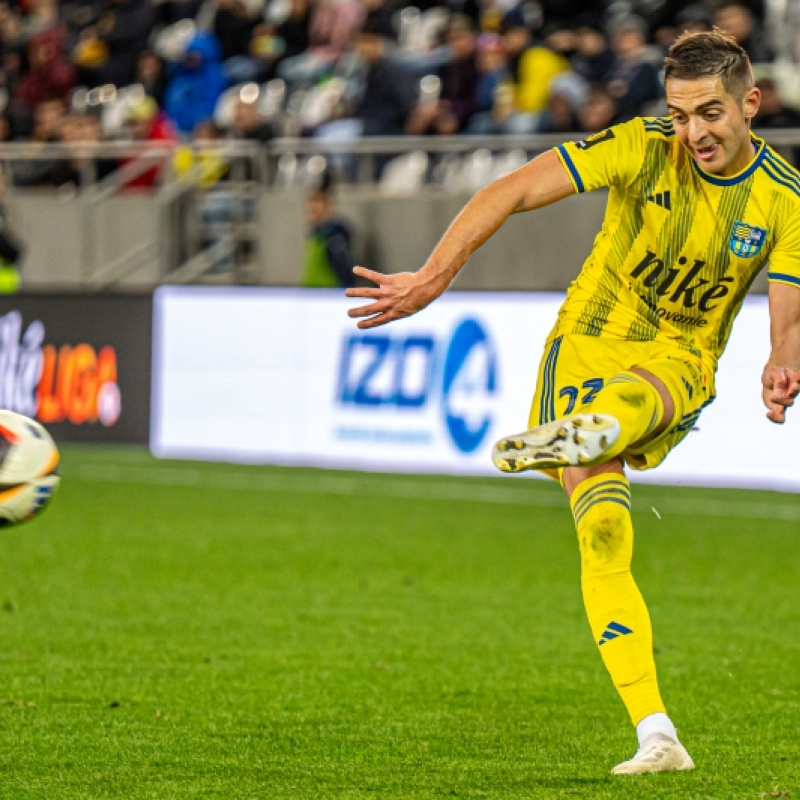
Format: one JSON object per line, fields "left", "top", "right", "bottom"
{"left": 528, "top": 334, "right": 716, "bottom": 471}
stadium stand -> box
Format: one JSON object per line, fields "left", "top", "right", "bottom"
{"left": 0, "top": 0, "right": 797, "bottom": 287}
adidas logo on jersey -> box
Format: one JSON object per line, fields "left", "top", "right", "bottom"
{"left": 647, "top": 191, "right": 671, "bottom": 210}
{"left": 598, "top": 621, "right": 633, "bottom": 646}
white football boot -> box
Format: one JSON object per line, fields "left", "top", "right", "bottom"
{"left": 492, "top": 413, "right": 620, "bottom": 473}
{"left": 611, "top": 735, "right": 696, "bottom": 775}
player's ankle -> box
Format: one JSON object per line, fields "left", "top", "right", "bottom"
{"left": 636, "top": 712, "right": 678, "bottom": 747}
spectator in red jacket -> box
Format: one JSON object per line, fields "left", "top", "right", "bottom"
{"left": 13, "top": 28, "right": 76, "bottom": 111}
{"left": 119, "top": 95, "right": 177, "bottom": 189}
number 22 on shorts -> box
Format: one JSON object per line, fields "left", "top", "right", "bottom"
{"left": 559, "top": 378, "right": 604, "bottom": 414}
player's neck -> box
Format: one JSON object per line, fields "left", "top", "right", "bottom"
{"left": 719, "top": 133, "right": 757, "bottom": 177}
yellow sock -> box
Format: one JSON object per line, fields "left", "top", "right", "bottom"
{"left": 571, "top": 473, "right": 666, "bottom": 725}
{"left": 588, "top": 372, "right": 664, "bottom": 459}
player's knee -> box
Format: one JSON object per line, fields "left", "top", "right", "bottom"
{"left": 604, "top": 372, "right": 657, "bottom": 409}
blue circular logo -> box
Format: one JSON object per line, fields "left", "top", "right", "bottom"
{"left": 442, "top": 318, "right": 497, "bottom": 453}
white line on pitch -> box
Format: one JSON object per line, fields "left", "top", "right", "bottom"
{"left": 66, "top": 463, "right": 800, "bottom": 522}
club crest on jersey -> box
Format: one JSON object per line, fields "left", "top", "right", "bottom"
{"left": 729, "top": 222, "right": 767, "bottom": 258}
{"left": 576, "top": 129, "right": 615, "bottom": 150}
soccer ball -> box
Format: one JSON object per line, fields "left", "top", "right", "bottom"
{"left": 0, "top": 410, "right": 60, "bottom": 527}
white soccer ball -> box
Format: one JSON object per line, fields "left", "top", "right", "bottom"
{"left": 0, "top": 410, "right": 60, "bottom": 527}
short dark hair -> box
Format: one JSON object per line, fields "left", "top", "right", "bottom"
{"left": 663, "top": 28, "right": 753, "bottom": 97}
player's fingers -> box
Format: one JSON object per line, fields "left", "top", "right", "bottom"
{"left": 769, "top": 390, "right": 795, "bottom": 407}
{"left": 767, "top": 372, "right": 786, "bottom": 396}
{"left": 356, "top": 311, "right": 397, "bottom": 329}
{"left": 767, "top": 406, "right": 786, "bottom": 424}
{"left": 344, "top": 286, "right": 382, "bottom": 299}
{"left": 347, "top": 299, "right": 391, "bottom": 318}
{"left": 353, "top": 266, "right": 386, "bottom": 285}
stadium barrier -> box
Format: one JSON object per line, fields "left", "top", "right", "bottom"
{"left": 0, "top": 294, "right": 152, "bottom": 443}
{"left": 151, "top": 286, "right": 800, "bottom": 492}
{"left": 3, "top": 131, "right": 798, "bottom": 290}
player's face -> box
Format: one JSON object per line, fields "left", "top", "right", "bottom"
{"left": 666, "top": 76, "right": 760, "bottom": 176}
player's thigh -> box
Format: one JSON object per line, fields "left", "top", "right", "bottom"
{"left": 528, "top": 335, "right": 630, "bottom": 428}
{"left": 623, "top": 347, "right": 716, "bottom": 470}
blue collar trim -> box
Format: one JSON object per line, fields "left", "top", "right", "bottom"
{"left": 691, "top": 135, "right": 765, "bottom": 186}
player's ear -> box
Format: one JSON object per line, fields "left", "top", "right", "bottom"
{"left": 742, "top": 86, "right": 760, "bottom": 122}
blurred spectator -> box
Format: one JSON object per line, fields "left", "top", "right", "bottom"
{"left": 119, "top": 95, "right": 177, "bottom": 188}
{"left": 578, "top": 83, "right": 619, "bottom": 132}
{"left": 231, "top": 0, "right": 311, "bottom": 84}
{"left": 570, "top": 25, "right": 614, "bottom": 84}
{"left": 278, "top": 0, "right": 364, "bottom": 87}
{"left": 502, "top": 10, "right": 569, "bottom": 126}
{"left": 136, "top": 49, "right": 167, "bottom": 105}
{"left": 314, "top": 18, "right": 416, "bottom": 178}
{"left": 302, "top": 169, "right": 355, "bottom": 288}
{"left": 14, "top": 28, "right": 77, "bottom": 111}
{"left": 350, "top": 17, "right": 417, "bottom": 136}
{"left": 175, "top": 119, "right": 229, "bottom": 188}
{"left": 536, "top": 72, "right": 588, "bottom": 133}
{"left": 29, "top": 96, "right": 65, "bottom": 143}
{"left": 74, "top": 0, "right": 157, "bottom": 88}
{"left": 0, "top": 169, "right": 24, "bottom": 292}
{"left": 12, "top": 100, "right": 66, "bottom": 187}
{"left": 156, "top": 0, "right": 204, "bottom": 25}
{"left": 754, "top": 78, "right": 800, "bottom": 165}
{"left": 539, "top": 0, "right": 604, "bottom": 32}
{"left": 0, "top": 6, "right": 25, "bottom": 100}
{"left": 605, "top": 15, "right": 662, "bottom": 120}
{"left": 673, "top": 4, "right": 713, "bottom": 37}
{"left": 164, "top": 31, "right": 227, "bottom": 135}
{"left": 230, "top": 96, "right": 274, "bottom": 144}
{"left": 465, "top": 32, "right": 512, "bottom": 133}
{"left": 362, "top": 0, "right": 396, "bottom": 41}
{"left": 213, "top": 0, "right": 255, "bottom": 62}
{"left": 228, "top": 95, "right": 273, "bottom": 180}
{"left": 474, "top": 33, "right": 510, "bottom": 115}
{"left": 407, "top": 14, "right": 479, "bottom": 135}
{"left": 61, "top": 113, "right": 117, "bottom": 185}
{"left": 174, "top": 119, "right": 236, "bottom": 270}
{"left": 23, "top": 0, "right": 60, "bottom": 38}
{"left": 714, "top": 2, "right": 773, "bottom": 63}
{"left": 17, "top": 111, "right": 117, "bottom": 188}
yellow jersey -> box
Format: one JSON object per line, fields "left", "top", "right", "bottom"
{"left": 553, "top": 117, "right": 800, "bottom": 368}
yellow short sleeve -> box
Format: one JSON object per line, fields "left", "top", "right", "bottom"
{"left": 768, "top": 210, "right": 800, "bottom": 289}
{"left": 554, "top": 119, "right": 647, "bottom": 194}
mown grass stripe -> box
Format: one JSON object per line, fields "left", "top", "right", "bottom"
{"left": 66, "top": 462, "right": 800, "bottom": 521}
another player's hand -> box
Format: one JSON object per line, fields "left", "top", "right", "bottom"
{"left": 761, "top": 365, "right": 800, "bottom": 424}
{"left": 345, "top": 267, "right": 439, "bottom": 329}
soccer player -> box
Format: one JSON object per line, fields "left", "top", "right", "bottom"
{"left": 346, "top": 30, "right": 800, "bottom": 774}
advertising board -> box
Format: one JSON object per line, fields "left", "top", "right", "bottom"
{"left": 151, "top": 287, "right": 800, "bottom": 491}
{"left": 0, "top": 294, "right": 152, "bottom": 443}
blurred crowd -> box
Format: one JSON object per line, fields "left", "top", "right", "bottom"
{"left": 0, "top": 0, "right": 797, "bottom": 189}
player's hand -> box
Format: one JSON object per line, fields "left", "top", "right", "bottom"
{"left": 345, "top": 267, "right": 439, "bottom": 329}
{"left": 761, "top": 365, "right": 800, "bottom": 424}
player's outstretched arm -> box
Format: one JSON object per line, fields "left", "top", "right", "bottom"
{"left": 762, "top": 281, "right": 800, "bottom": 424}
{"left": 346, "top": 150, "right": 575, "bottom": 329}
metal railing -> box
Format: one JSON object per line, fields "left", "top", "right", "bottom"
{"left": 1, "top": 129, "right": 799, "bottom": 288}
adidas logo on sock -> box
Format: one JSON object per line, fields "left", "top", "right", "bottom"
{"left": 598, "top": 620, "right": 633, "bottom": 646}
{"left": 647, "top": 191, "right": 671, "bottom": 210}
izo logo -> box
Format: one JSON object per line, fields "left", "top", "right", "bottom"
{"left": 337, "top": 318, "right": 497, "bottom": 453}
{"left": 0, "top": 310, "right": 121, "bottom": 426}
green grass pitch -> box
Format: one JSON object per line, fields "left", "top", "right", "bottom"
{"left": 0, "top": 446, "right": 799, "bottom": 799}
